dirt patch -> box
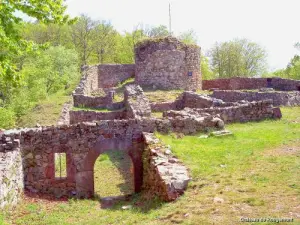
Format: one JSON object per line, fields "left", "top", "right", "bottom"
{"left": 263, "top": 143, "right": 300, "bottom": 157}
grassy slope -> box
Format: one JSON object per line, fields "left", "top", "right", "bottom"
{"left": 16, "top": 91, "right": 71, "bottom": 128}
{"left": 2, "top": 107, "right": 300, "bottom": 225}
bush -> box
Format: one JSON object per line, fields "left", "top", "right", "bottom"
{"left": 0, "top": 107, "right": 16, "bottom": 129}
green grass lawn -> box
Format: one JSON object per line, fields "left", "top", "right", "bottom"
{"left": 2, "top": 107, "right": 299, "bottom": 225}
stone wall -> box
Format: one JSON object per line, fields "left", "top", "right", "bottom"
{"left": 135, "top": 37, "right": 201, "bottom": 90}
{"left": 165, "top": 100, "right": 281, "bottom": 124}
{"left": 124, "top": 85, "right": 151, "bottom": 118}
{"left": 73, "top": 92, "right": 113, "bottom": 108}
{"left": 150, "top": 101, "right": 179, "bottom": 112}
{"left": 0, "top": 120, "right": 195, "bottom": 208}
{"left": 0, "top": 120, "right": 144, "bottom": 204}
{"left": 98, "top": 64, "right": 135, "bottom": 88}
{"left": 74, "top": 66, "right": 99, "bottom": 95}
{"left": 140, "top": 114, "right": 224, "bottom": 135}
{"left": 0, "top": 137, "right": 23, "bottom": 208}
{"left": 150, "top": 91, "right": 237, "bottom": 112}
{"left": 69, "top": 110, "right": 126, "bottom": 124}
{"left": 142, "top": 133, "right": 190, "bottom": 201}
{"left": 212, "top": 90, "right": 300, "bottom": 106}
{"left": 203, "top": 77, "right": 300, "bottom": 91}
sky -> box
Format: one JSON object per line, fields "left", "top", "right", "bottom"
{"left": 65, "top": 0, "right": 300, "bottom": 71}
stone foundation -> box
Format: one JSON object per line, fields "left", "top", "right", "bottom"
{"left": 212, "top": 90, "right": 300, "bottom": 106}
{"left": 73, "top": 92, "right": 114, "bottom": 109}
{"left": 69, "top": 110, "right": 126, "bottom": 124}
{"left": 150, "top": 91, "right": 238, "bottom": 112}
{"left": 203, "top": 77, "right": 300, "bottom": 91}
{"left": 164, "top": 100, "right": 281, "bottom": 124}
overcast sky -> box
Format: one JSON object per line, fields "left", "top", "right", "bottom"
{"left": 66, "top": 0, "right": 299, "bottom": 71}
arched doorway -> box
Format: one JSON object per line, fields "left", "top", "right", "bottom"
{"left": 75, "top": 138, "right": 143, "bottom": 198}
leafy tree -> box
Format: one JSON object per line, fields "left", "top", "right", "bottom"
{"left": 178, "top": 30, "right": 198, "bottom": 44}
{"left": 22, "top": 46, "right": 79, "bottom": 94}
{"left": 0, "top": 0, "right": 74, "bottom": 85}
{"left": 70, "top": 14, "right": 98, "bottom": 65}
{"left": 209, "top": 39, "right": 267, "bottom": 78}
{"left": 92, "top": 21, "right": 118, "bottom": 64}
{"left": 21, "top": 22, "right": 71, "bottom": 47}
{"left": 201, "top": 56, "right": 215, "bottom": 80}
{"left": 144, "top": 25, "right": 169, "bottom": 38}
{"left": 270, "top": 43, "right": 300, "bottom": 80}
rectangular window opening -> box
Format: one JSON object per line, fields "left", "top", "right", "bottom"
{"left": 55, "top": 153, "right": 67, "bottom": 178}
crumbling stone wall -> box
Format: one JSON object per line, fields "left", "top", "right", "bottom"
{"left": 150, "top": 91, "right": 237, "bottom": 112}
{"left": 69, "top": 110, "right": 126, "bottom": 124}
{"left": 124, "top": 85, "right": 151, "bottom": 118}
{"left": 74, "top": 66, "right": 99, "bottom": 95}
{"left": 139, "top": 114, "right": 224, "bottom": 135}
{"left": 135, "top": 37, "right": 201, "bottom": 90}
{"left": 165, "top": 100, "right": 281, "bottom": 124}
{"left": 142, "top": 133, "right": 190, "bottom": 201}
{"left": 0, "top": 137, "right": 23, "bottom": 208}
{"left": 0, "top": 121, "right": 144, "bottom": 205}
{"left": 98, "top": 64, "right": 135, "bottom": 88}
{"left": 203, "top": 77, "right": 300, "bottom": 91}
{"left": 212, "top": 90, "right": 300, "bottom": 106}
{"left": 0, "top": 119, "right": 195, "bottom": 208}
{"left": 73, "top": 92, "right": 113, "bottom": 108}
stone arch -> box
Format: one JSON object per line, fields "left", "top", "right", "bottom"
{"left": 75, "top": 138, "right": 143, "bottom": 198}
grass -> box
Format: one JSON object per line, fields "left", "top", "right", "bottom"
{"left": 94, "top": 151, "right": 134, "bottom": 197}
{"left": 1, "top": 107, "right": 300, "bottom": 225}
{"left": 113, "top": 78, "right": 135, "bottom": 103}
{"left": 16, "top": 91, "right": 71, "bottom": 128}
{"left": 144, "top": 90, "right": 184, "bottom": 103}
{"left": 144, "top": 89, "right": 212, "bottom": 103}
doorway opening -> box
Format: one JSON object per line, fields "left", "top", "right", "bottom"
{"left": 94, "top": 150, "right": 134, "bottom": 199}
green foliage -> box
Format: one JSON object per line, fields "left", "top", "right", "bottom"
{"left": 0, "top": 46, "right": 79, "bottom": 128}
{"left": 143, "top": 25, "right": 169, "bottom": 38}
{"left": 177, "top": 29, "right": 198, "bottom": 44}
{"left": 269, "top": 43, "right": 300, "bottom": 80}
{"left": 22, "top": 46, "right": 79, "bottom": 94}
{"left": 0, "top": 107, "right": 16, "bottom": 129}
{"left": 209, "top": 39, "right": 267, "bottom": 77}
{"left": 0, "top": 0, "right": 74, "bottom": 85}
{"left": 201, "top": 56, "right": 215, "bottom": 80}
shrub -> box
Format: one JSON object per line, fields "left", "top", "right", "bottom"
{"left": 0, "top": 107, "right": 16, "bottom": 129}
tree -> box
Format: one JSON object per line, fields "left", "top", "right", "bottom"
{"left": 22, "top": 46, "right": 79, "bottom": 95}
{"left": 201, "top": 56, "right": 215, "bottom": 80}
{"left": 269, "top": 43, "right": 300, "bottom": 80}
{"left": 177, "top": 30, "right": 198, "bottom": 44}
{"left": 0, "top": 0, "right": 74, "bottom": 85}
{"left": 209, "top": 39, "right": 267, "bottom": 78}
{"left": 70, "top": 15, "right": 98, "bottom": 66}
{"left": 92, "top": 21, "right": 118, "bottom": 64}
{"left": 144, "top": 25, "right": 169, "bottom": 38}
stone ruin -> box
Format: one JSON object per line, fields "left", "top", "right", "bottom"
{"left": 2, "top": 36, "right": 299, "bottom": 209}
